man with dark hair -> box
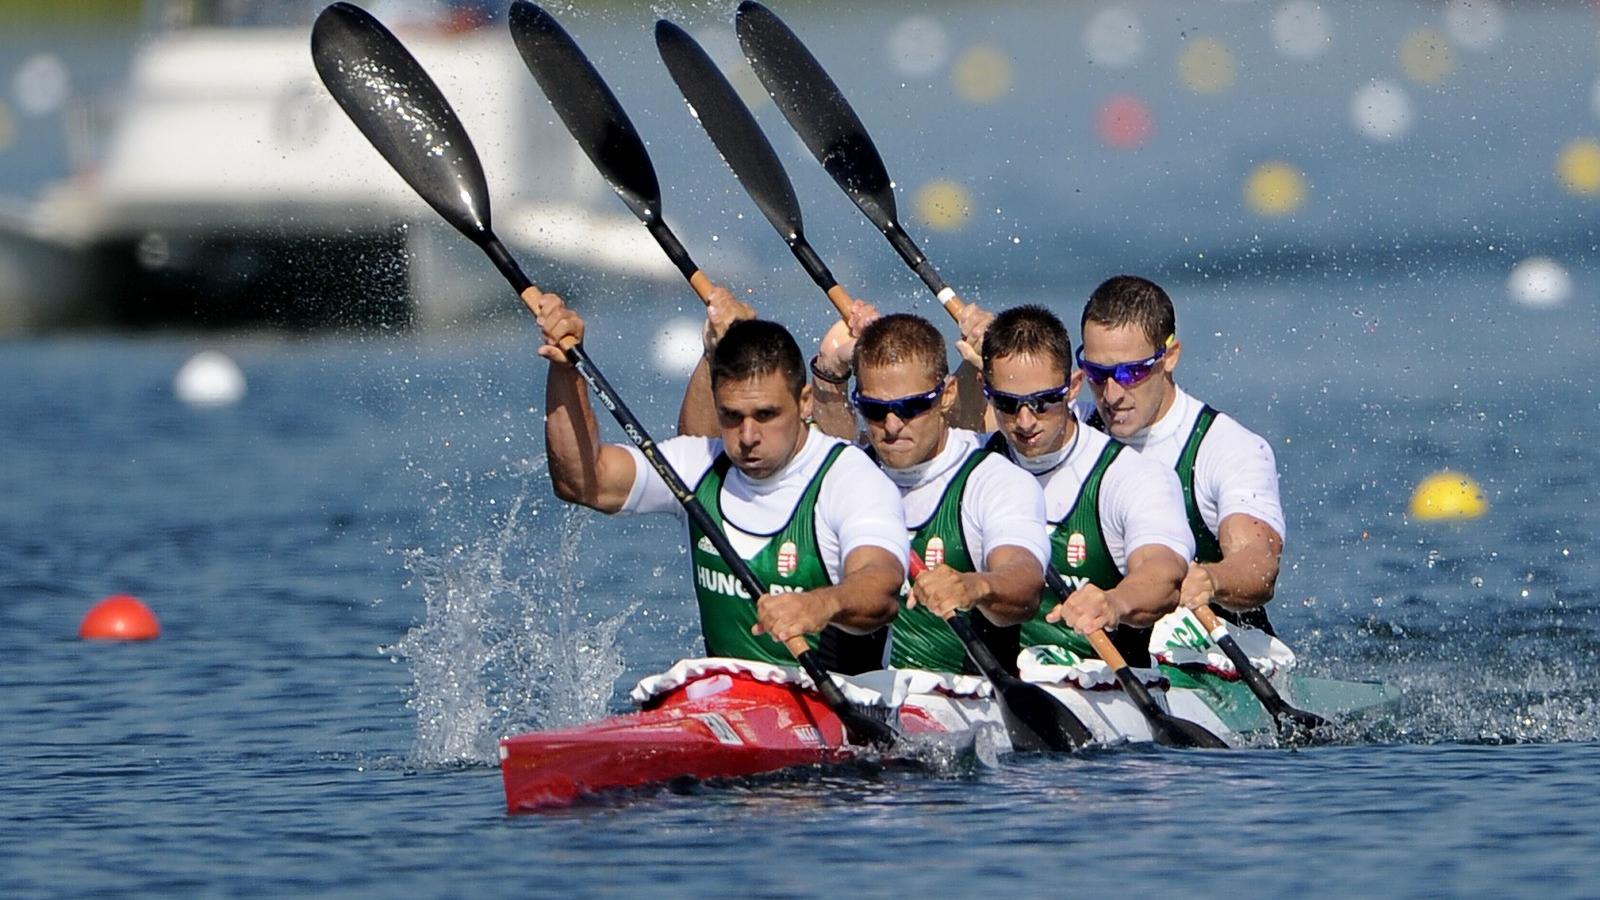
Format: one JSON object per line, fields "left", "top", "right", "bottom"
{"left": 1078, "top": 275, "right": 1285, "bottom": 635}
{"left": 530, "top": 288, "right": 906, "bottom": 673}
{"left": 812, "top": 307, "right": 1048, "bottom": 675}
{"left": 976, "top": 304, "right": 1194, "bottom": 666}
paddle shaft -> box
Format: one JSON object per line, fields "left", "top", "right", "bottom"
{"left": 1048, "top": 569, "right": 1169, "bottom": 715}
{"left": 1191, "top": 604, "right": 1323, "bottom": 729}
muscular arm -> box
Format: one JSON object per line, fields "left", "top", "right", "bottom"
{"left": 1105, "top": 543, "right": 1188, "bottom": 627}
{"left": 544, "top": 363, "right": 639, "bottom": 513}
{"left": 971, "top": 545, "right": 1044, "bottom": 625}
{"left": 1184, "top": 513, "right": 1283, "bottom": 611}
{"left": 949, "top": 361, "right": 994, "bottom": 432}
{"left": 675, "top": 283, "right": 753, "bottom": 438}
{"left": 677, "top": 356, "right": 717, "bottom": 438}
{"left": 810, "top": 372, "right": 858, "bottom": 440}
{"left": 756, "top": 545, "right": 903, "bottom": 642}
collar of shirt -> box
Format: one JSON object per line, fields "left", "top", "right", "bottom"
{"left": 1117, "top": 384, "right": 1199, "bottom": 455}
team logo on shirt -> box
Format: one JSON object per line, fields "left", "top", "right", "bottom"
{"left": 1066, "top": 532, "right": 1088, "bottom": 568}
{"left": 924, "top": 536, "right": 946, "bottom": 569}
{"left": 776, "top": 540, "right": 799, "bottom": 577}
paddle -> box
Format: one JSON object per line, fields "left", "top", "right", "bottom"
{"left": 735, "top": 1, "right": 967, "bottom": 320}
{"left": 311, "top": 1, "right": 895, "bottom": 749}
{"left": 508, "top": 1, "right": 713, "bottom": 303}
{"left": 1191, "top": 604, "right": 1330, "bottom": 742}
{"left": 653, "top": 19, "right": 852, "bottom": 319}
{"left": 657, "top": 23, "right": 1090, "bottom": 750}
{"left": 1043, "top": 569, "right": 1228, "bottom": 749}
{"left": 907, "top": 555, "right": 1091, "bottom": 751}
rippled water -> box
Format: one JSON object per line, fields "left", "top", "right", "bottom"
{"left": 4, "top": 253, "right": 1599, "bottom": 896}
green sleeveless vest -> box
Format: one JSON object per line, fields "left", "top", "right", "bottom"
{"left": 688, "top": 444, "right": 846, "bottom": 666}
{"left": 1177, "top": 406, "right": 1223, "bottom": 564}
{"left": 889, "top": 447, "right": 989, "bottom": 673}
{"left": 1175, "top": 404, "right": 1276, "bottom": 635}
{"left": 1018, "top": 439, "right": 1124, "bottom": 659}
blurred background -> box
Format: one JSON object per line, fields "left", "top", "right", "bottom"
{"left": 6, "top": 3, "right": 1600, "bottom": 893}
{"left": 2, "top": 0, "right": 1596, "bottom": 333}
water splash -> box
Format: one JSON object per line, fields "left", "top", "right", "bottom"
{"left": 385, "top": 462, "right": 633, "bottom": 768}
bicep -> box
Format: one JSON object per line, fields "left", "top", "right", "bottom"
{"left": 841, "top": 544, "right": 905, "bottom": 583}
{"left": 1126, "top": 542, "right": 1188, "bottom": 584}
{"left": 1216, "top": 512, "right": 1283, "bottom": 561}
{"left": 589, "top": 443, "right": 642, "bottom": 513}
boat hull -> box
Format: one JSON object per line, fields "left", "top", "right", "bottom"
{"left": 500, "top": 663, "right": 1397, "bottom": 812}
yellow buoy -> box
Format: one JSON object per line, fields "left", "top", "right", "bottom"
{"left": 1557, "top": 138, "right": 1600, "bottom": 196}
{"left": 1400, "top": 29, "right": 1454, "bottom": 86}
{"left": 1178, "top": 37, "right": 1236, "bottom": 95}
{"left": 915, "top": 179, "right": 972, "bottom": 232}
{"left": 1409, "top": 470, "right": 1488, "bottom": 521}
{"left": 952, "top": 44, "right": 1013, "bottom": 105}
{"left": 1244, "top": 162, "right": 1308, "bottom": 216}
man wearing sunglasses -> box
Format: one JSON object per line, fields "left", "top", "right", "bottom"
{"left": 530, "top": 289, "right": 907, "bottom": 675}
{"left": 811, "top": 308, "right": 1049, "bottom": 675}
{"left": 978, "top": 305, "right": 1194, "bottom": 666}
{"left": 1078, "top": 275, "right": 1286, "bottom": 636}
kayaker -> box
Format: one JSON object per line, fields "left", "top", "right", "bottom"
{"left": 955, "top": 303, "right": 1195, "bottom": 667}
{"left": 529, "top": 288, "right": 907, "bottom": 674}
{"left": 1075, "top": 275, "right": 1286, "bottom": 635}
{"left": 810, "top": 307, "right": 1049, "bottom": 675}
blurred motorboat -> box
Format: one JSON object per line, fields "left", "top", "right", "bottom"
{"left": 17, "top": 1, "right": 685, "bottom": 331}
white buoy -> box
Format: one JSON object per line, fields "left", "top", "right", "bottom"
{"left": 12, "top": 52, "right": 70, "bottom": 117}
{"left": 1272, "top": 0, "right": 1333, "bottom": 60}
{"left": 1506, "top": 257, "right": 1572, "bottom": 309}
{"left": 887, "top": 16, "right": 950, "bottom": 78}
{"left": 1444, "top": 0, "right": 1505, "bottom": 51}
{"left": 174, "top": 350, "right": 246, "bottom": 408}
{"left": 1349, "top": 80, "right": 1412, "bottom": 143}
{"left": 651, "top": 318, "right": 704, "bottom": 377}
{"left": 1083, "top": 7, "right": 1145, "bottom": 70}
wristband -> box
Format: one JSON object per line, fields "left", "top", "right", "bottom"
{"left": 810, "top": 354, "right": 851, "bottom": 385}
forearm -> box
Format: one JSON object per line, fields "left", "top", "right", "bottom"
{"left": 676, "top": 356, "right": 718, "bottom": 437}
{"left": 544, "top": 363, "right": 608, "bottom": 508}
{"left": 966, "top": 558, "right": 1043, "bottom": 626}
{"left": 1105, "top": 567, "right": 1182, "bottom": 627}
{"left": 815, "top": 561, "right": 902, "bottom": 632}
{"left": 1202, "top": 547, "right": 1280, "bottom": 610}
{"left": 949, "top": 361, "right": 989, "bottom": 432}
{"left": 810, "top": 374, "right": 859, "bottom": 441}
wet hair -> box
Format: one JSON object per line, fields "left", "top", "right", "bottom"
{"left": 853, "top": 313, "right": 948, "bottom": 382}
{"left": 710, "top": 319, "right": 806, "bottom": 399}
{"left": 1081, "top": 275, "right": 1176, "bottom": 351}
{"left": 982, "top": 304, "right": 1072, "bottom": 381}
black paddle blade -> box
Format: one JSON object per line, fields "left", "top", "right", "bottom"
{"left": 311, "top": 2, "right": 492, "bottom": 240}
{"left": 655, "top": 20, "right": 804, "bottom": 242}
{"left": 1211, "top": 632, "right": 1333, "bottom": 744}
{"left": 1151, "top": 711, "right": 1231, "bottom": 750}
{"left": 994, "top": 676, "right": 1093, "bottom": 751}
{"left": 735, "top": 1, "right": 898, "bottom": 230}
{"left": 509, "top": 1, "right": 661, "bottom": 224}
{"left": 837, "top": 705, "right": 900, "bottom": 750}
{"left": 1117, "top": 667, "right": 1230, "bottom": 749}
{"left": 1273, "top": 705, "right": 1334, "bottom": 746}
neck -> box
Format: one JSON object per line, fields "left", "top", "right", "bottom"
{"left": 883, "top": 424, "right": 953, "bottom": 488}
{"left": 1011, "top": 417, "right": 1078, "bottom": 475}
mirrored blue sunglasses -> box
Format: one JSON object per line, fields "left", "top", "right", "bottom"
{"left": 851, "top": 384, "right": 945, "bottom": 423}
{"left": 1075, "top": 336, "right": 1174, "bottom": 388}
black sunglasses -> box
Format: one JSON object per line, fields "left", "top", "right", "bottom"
{"left": 851, "top": 384, "right": 945, "bottom": 423}
{"left": 983, "top": 383, "right": 1071, "bottom": 416}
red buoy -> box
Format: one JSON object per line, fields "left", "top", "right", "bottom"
{"left": 1096, "top": 94, "right": 1153, "bottom": 150}
{"left": 79, "top": 595, "right": 161, "bottom": 641}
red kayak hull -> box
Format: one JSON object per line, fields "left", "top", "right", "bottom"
{"left": 499, "top": 672, "right": 937, "bottom": 811}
